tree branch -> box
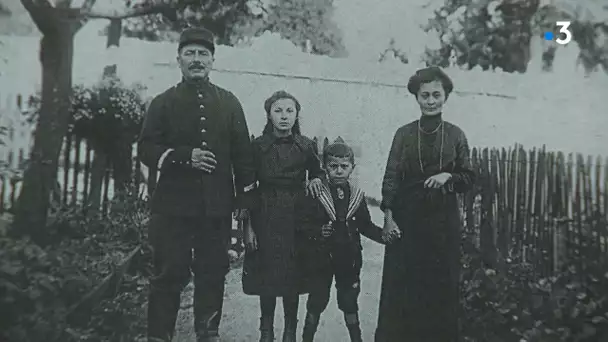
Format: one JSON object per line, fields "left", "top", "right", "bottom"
{"left": 20, "top": 0, "right": 57, "bottom": 34}
{"left": 73, "top": 0, "right": 97, "bottom": 30}
{"left": 83, "top": 0, "right": 176, "bottom": 20}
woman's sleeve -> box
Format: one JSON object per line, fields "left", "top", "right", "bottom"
{"left": 380, "top": 128, "right": 405, "bottom": 212}
{"left": 447, "top": 130, "right": 476, "bottom": 193}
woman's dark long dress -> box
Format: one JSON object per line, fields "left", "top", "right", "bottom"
{"left": 375, "top": 114, "right": 475, "bottom": 342}
{"left": 242, "top": 133, "right": 324, "bottom": 297}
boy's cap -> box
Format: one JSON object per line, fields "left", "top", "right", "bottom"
{"left": 323, "top": 137, "right": 355, "bottom": 163}
{"left": 178, "top": 27, "right": 215, "bottom": 54}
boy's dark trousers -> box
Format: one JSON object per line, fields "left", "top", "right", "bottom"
{"left": 303, "top": 240, "right": 363, "bottom": 342}
{"left": 147, "top": 213, "right": 231, "bottom": 342}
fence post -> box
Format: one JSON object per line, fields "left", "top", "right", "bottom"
{"left": 479, "top": 148, "right": 499, "bottom": 269}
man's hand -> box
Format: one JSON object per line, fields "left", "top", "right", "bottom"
{"left": 244, "top": 220, "right": 258, "bottom": 252}
{"left": 191, "top": 148, "right": 217, "bottom": 173}
{"left": 306, "top": 178, "right": 323, "bottom": 198}
{"left": 424, "top": 172, "right": 452, "bottom": 189}
{"left": 321, "top": 222, "right": 334, "bottom": 238}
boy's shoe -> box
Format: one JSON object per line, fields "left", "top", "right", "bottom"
{"left": 259, "top": 315, "right": 274, "bottom": 342}
{"left": 302, "top": 312, "right": 320, "bottom": 342}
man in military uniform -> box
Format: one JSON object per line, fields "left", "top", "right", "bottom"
{"left": 138, "top": 27, "right": 256, "bottom": 342}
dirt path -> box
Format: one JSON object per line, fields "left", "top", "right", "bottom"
{"left": 174, "top": 207, "right": 386, "bottom": 342}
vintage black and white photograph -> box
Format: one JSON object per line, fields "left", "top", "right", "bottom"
{"left": 1, "top": 0, "right": 607, "bottom": 341}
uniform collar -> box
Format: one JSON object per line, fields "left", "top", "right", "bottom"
{"left": 258, "top": 133, "right": 308, "bottom": 152}
{"left": 178, "top": 76, "right": 213, "bottom": 92}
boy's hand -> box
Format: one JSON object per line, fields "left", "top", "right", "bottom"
{"left": 321, "top": 222, "right": 334, "bottom": 238}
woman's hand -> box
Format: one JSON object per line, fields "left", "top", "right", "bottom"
{"left": 424, "top": 172, "right": 452, "bottom": 189}
{"left": 382, "top": 210, "right": 402, "bottom": 243}
{"left": 244, "top": 220, "right": 258, "bottom": 252}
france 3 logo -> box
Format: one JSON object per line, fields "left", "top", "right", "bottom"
{"left": 544, "top": 21, "right": 572, "bottom": 45}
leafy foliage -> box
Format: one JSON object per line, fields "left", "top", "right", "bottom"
{"left": 121, "top": 0, "right": 257, "bottom": 44}
{"left": 119, "top": 0, "right": 346, "bottom": 57}
{"left": 378, "top": 38, "right": 409, "bottom": 64}
{"left": 460, "top": 207, "right": 608, "bottom": 341}
{"left": 0, "top": 196, "right": 151, "bottom": 342}
{"left": 28, "top": 78, "right": 146, "bottom": 155}
{"left": 247, "top": 0, "right": 347, "bottom": 57}
{"left": 422, "top": 0, "right": 539, "bottom": 73}
{"left": 533, "top": 2, "right": 608, "bottom": 74}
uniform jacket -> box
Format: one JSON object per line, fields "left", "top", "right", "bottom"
{"left": 137, "top": 79, "right": 256, "bottom": 217}
{"left": 295, "top": 181, "right": 384, "bottom": 252}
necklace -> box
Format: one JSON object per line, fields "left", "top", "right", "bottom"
{"left": 417, "top": 119, "right": 444, "bottom": 174}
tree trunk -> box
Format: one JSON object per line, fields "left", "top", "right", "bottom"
{"left": 12, "top": 27, "right": 75, "bottom": 240}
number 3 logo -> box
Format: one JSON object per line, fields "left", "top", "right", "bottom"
{"left": 555, "top": 21, "right": 572, "bottom": 45}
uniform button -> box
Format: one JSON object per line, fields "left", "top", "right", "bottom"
{"left": 200, "top": 117, "right": 206, "bottom": 121}
{"left": 198, "top": 93, "right": 203, "bottom": 99}
{"left": 201, "top": 142, "right": 208, "bottom": 147}
{"left": 199, "top": 104, "right": 205, "bottom": 109}
{"left": 201, "top": 129, "right": 206, "bottom": 133}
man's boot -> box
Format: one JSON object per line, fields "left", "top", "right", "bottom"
{"left": 282, "top": 316, "right": 298, "bottom": 342}
{"left": 345, "top": 313, "right": 363, "bottom": 342}
{"left": 301, "top": 312, "right": 320, "bottom": 342}
{"left": 259, "top": 315, "right": 274, "bottom": 342}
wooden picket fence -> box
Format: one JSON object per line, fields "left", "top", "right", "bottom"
{"left": 464, "top": 145, "right": 608, "bottom": 277}
{"left": 1, "top": 130, "right": 607, "bottom": 274}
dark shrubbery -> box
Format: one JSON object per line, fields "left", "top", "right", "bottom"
{"left": 460, "top": 214, "right": 608, "bottom": 341}
{"left": 0, "top": 195, "right": 151, "bottom": 342}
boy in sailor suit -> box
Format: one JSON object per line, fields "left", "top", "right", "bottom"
{"left": 295, "top": 138, "right": 389, "bottom": 342}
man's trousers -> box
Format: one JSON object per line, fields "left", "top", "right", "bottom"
{"left": 147, "top": 213, "right": 232, "bottom": 341}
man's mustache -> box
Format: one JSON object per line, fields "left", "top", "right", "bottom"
{"left": 189, "top": 63, "right": 205, "bottom": 70}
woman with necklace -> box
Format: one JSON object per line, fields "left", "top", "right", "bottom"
{"left": 374, "top": 67, "right": 476, "bottom": 342}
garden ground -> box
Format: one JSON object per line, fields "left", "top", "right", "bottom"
{"left": 174, "top": 207, "right": 386, "bottom": 342}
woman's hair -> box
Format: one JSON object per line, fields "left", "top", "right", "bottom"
{"left": 262, "top": 90, "right": 302, "bottom": 135}
{"left": 406, "top": 66, "right": 454, "bottom": 98}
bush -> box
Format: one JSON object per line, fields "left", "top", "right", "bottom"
{"left": 0, "top": 196, "right": 151, "bottom": 342}
{"left": 27, "top": 78, "right": 147, "bottom": 155}
{"left": 460, "top": 221, "right": 608, "bottom": 341}
{"left": 423, "top": 0, "right": 538, "bottom": 72}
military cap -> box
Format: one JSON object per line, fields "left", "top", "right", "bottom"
{"left": 178, "top": 27, "right": 215, "bottom": 54}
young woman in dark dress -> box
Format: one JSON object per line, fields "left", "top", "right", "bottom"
{"left": 242, "top": 90, "right": 325, "bottom": 342}
{"left": 374, "top": 67, "right": 476, "bottom": 342}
